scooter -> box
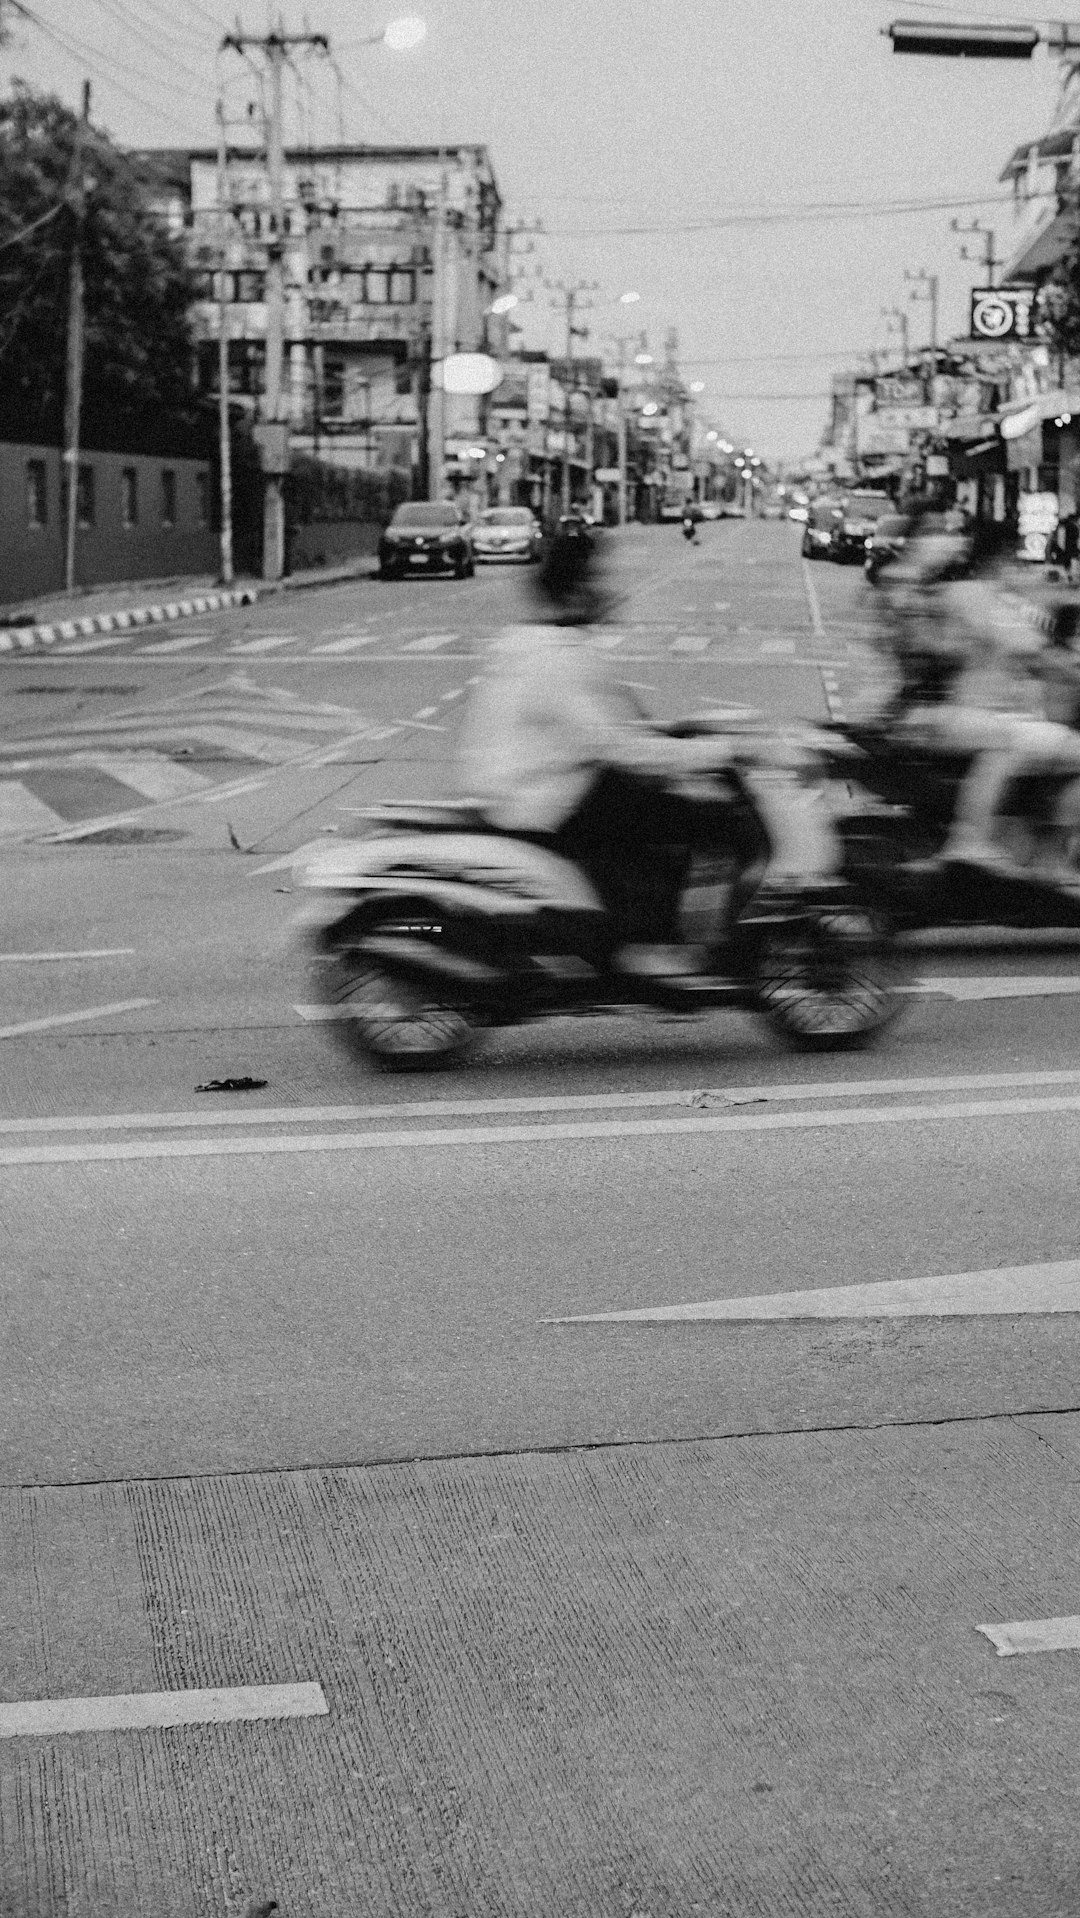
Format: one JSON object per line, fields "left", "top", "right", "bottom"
{"left": 812, "top": 715, "right": 1080, "bottom": 932}
{"left": 295, "top": 714, "right": 906, "bottom": 1071}
{"left": 682, "top": 513, "right": 699, "bottom": 543}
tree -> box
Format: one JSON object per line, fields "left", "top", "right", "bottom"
{"left": 1030, "top": 189, "right": 1080, "bottom": 370}
{"left": 0, "top": 81, "right": 201, "bottom": 451}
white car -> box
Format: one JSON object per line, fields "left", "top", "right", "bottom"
{"left": 472, "top": 507, "right": 543, "bottom": 563}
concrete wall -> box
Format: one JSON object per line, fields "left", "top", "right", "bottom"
{"left": 1, "top": 441, "right": 217, "bottom": 607}
{"left": 287, "top": 520, "right": 381, "bottom": 571}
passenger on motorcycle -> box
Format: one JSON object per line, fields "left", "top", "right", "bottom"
{"left": 874, "top": 506, "right": 1080, "bottom": 879}
{"left": 455, "top": 522, "right": 822, "bottom": 980}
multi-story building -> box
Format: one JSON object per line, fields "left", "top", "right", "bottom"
{"left": 135, "top": 142, "right": 508, "bottom": 499}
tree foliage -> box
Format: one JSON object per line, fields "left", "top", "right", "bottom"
{"left": 0, "top": 81, "right": 201, "bottom": 450}
{"left": 1033, "top": 191, "right": 1080, "bottom": 366}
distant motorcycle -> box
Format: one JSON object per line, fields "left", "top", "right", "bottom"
{"left": 812, "top": 714, "right": 1080, "bottom": 932}
{"left": 682, "top": 511, "right": 701, "bottom": 543}
{"left": 296, "top": 715, "right": 906, "bottom": 1071}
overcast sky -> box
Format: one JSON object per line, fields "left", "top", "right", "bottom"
{"left": 2, "top": 0, "right": 1068, "bottom": 459}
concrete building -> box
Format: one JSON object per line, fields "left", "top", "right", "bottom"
{"left": 135, "top": 142, "right": 509, "bottom": 500}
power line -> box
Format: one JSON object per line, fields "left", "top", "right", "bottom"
{"left": 0, "top": 199, "right": 63, "bottom": 254}
{"left": 548, "top": 189, "right": 1052, "bottom": 239}
{"left": 10, "top": 3, "right": 197, "bottom": 133}
{"left": 85, "top": 0, "right": 215, "bottom": 90}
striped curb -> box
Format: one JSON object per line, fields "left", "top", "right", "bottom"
{"left": 0, "top": 585, "right": 259, "bottom": 654}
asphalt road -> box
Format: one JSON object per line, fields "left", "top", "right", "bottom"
{"left": 5, "top": 522, "right": 1080, "bottom": 1917}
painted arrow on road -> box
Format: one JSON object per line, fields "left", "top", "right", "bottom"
{"left": 550, "top": 1259, "right": 1080, "bottom": 1323}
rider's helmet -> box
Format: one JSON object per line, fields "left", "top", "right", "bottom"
{"left": 530, "top": 521, "right": 616, "bottom": 625}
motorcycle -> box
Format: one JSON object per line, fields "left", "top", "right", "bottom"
{"left": 682, "top": 513, "right": 700, "bottom": 543}
{"left": 295, "top": 714, "right": 906, "bottom": 1071}
{"left": 813, "top": 713, "right": 1080, "bottom": 932}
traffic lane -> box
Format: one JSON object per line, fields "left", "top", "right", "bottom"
{"left": 6, "top": 929, "right": 1080, "bottom": 1118}
{"left": 7, "top": 1104, "right": 1080, "bottom": 1484}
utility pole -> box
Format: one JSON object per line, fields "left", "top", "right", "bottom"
{"left": 951, "top": 217, "right": 998, "bottom": 288}
{"left": 62, "top": 80, "right": 91, "bottom": 594}
{"left": 221, "top": 25, "right": 327, "bottom": 581}
{"left": 214, "top": 97, "right": 234, "bottom": 585}
{"left": 428, "top": 159, "right": 448, "bottom": 502}
{"left": 548, "top": 278, "right": 597, "bottom": 516}
{"left": 881, "top": 304, "right": 909, "bottom": 367}
{"left": 905, "top": 266, "right": 939, "bottom": 377}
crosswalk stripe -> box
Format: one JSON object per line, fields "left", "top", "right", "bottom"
{"left": 0, "top": 782, "right": 67, "bottom": 835}
{"left": 671, "top": 634, "right": 710, "bottom": 653}
{"left": 310, "top": 636, "right": 378, "bottom": 655}
{"left": 135, "top": 632, "right": 217, "bottom": 654}
{"left": 402, "top": 632, "right": 459, "bottom": 651}
{"left": 977, "top": 1616, "right": 1080, "bottom": 1658}
{"left": 79, "top": 753, "right": 212, "bottom": 800}
{"left": 52, "top": 634, "right": 132, "bottom": 655}
{"left": 229, "top": 634, "right": 302, "bottom": 653}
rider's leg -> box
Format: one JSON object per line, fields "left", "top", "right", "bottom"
{"left": 904, "top": 705, "right": 1022, "bottom": 864}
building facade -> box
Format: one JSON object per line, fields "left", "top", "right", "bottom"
{"left": 136, "top": 143, "right": 508, "bottom": 501}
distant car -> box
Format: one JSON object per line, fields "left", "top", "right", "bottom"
{"left": 659, "top": 499, "right": 695, "bottom": 521}
{"left": 720, "top": 502, "right": 747, "bottom": 519}
{"left": 760, "top": 499, "right": 786, "bottom": 520}
{"left": 801, "top": 499, "right": 841, "bottom": 559}
{"left": 788, "top": 504, "right": 810, "bottom": 523}
{"left": 378, "top": 502, "right": 475, "bottom": 579}
{"left": 472, "top": 506, "right": 543, "bottom": 563}
{"left": 698, "top": 501, "right": 723, "bottom": 520}
{"left": 830, "top": 491, "right": 895, "bottom": 564}
{"left": 864, "top": 511, "right": 909, "bottom": 583}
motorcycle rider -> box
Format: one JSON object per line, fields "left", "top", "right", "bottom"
{"left": 455, "top": 521, "right": 828, "bottom": 980}
{"left": 874, "top": 503, "right": 1080, "bottom": 880}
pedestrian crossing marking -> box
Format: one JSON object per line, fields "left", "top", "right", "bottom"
{"left": 310, "top": 635, "right": 378, "bottom": 655}
{"left": 135, "top": 632, "right": 216, "bottom": 655}
{"left": 977, "top": 1616, "right": 1080, "bottom": 1658}
{"left": 78, "top": 752, "right": 212, "bottom": 801}
{"left": 229, "top": 634, "right": 302, "bottom": 653}
{"left": 671, "top": 634, "right": 710, "bottom": 653}
{"left": 402, "top": 632, "right": 459, "bottom": 651}
{"left": 551, "top": 1259, "right": 1080, "bottom": 1325}
{"left": 0, "top": 782, "right": 66, "bottom": 835}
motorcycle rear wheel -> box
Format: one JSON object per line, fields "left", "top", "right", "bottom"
{"left": 321, "top": 913, "right": 478, "bottom": 1071}
{"left": 754, "top": 908, "right": 906, "bottom": 1052}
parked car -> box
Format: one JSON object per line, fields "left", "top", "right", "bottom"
{"left": 378, "top": 502, "right": 475, "bottom": 579}
{"left": 864, "top": 511, "right": 909, "bottom": 583}
{"left": 698, "top": 500, "right": 723, "bottom": 520}
{"left": 720, "top": 502, "right": 747, "bottom": 519}
{"left": 788, "top": 504, "right": 810, "bottom": 523}
{"left": 801, "top": 499, "right": 841, "bottom": 559}
{"left": 829, "top": 491, "right": 895, "bottom": 564}
{"left": 472, "top": 506, "right": 543, "bottom": 563}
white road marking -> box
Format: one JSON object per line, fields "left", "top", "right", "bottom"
{"left": 229, "top": 634, "right": 302, "bottom": 653}
{"left": 0, "top": 949, "right": 134, "bottom": 963}
{"left": 5, "top": 1090, "right": 1080, "bottom": 1166}
{"left": 977, "top": 1616, "right": 1080, "bottom": 1658}
{"left": 51, "top": 634, "right": 131, "bottom": 655}
{"left": 671, "top": 634, "right": 710, "bottom": 653}
{"left": 413, "top": 705, "right": 439, "bottom": 719}
{"left": 910, "top": 974, "right": 1080, "bottom": 1001}
{"left": 551, "top": 1259, "right": 1080, "bottom": 1325}
{"left": 0, "top": 1682, "right": 328, "bottom": 1739}
{"left": 801, "top": 558, "right": 826, "bottom": 640}
{"left": 0, "top": 999, "right": 156, "bottom": 1041}
{"left": 593, "top": 632, "right": 626, "bottom": 649}
{"left": 402, "top": 632, "right": 459, "bottom": 651}
{"left": 0, "top": 783, "right": 67, "bottom": 835}
{"left": 11, "top": 1066, "right": 1080, "bottom": 1139}
{"left": 79, "top": 752, "right": 212, "bottom": 800}
{"left": 135, "top": 632, "right": 217, "bottom": 654}
{"left": 310, "top": 635, "right": 378, "bottom": 655}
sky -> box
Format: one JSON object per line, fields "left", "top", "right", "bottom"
{"left": 1, "top": 0, "right": 1072, "bottom": 460}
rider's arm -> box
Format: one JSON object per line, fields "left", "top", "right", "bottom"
{"left": 566, "top": 650, "right": 739, "bottom": 777}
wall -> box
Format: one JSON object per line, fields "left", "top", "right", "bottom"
{"left": 287, "top": 520, "right": 381, "bottom": 570}
{"left": 0, "top": 441, "right": 217, "bottom": 607}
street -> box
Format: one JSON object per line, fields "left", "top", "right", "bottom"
{"left": 5, "top": 520, "right": 1080, "bottom": 1916}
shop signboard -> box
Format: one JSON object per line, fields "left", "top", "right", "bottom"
{"left": 970, "top": 285, "right": 1037, "bottom": 341}
{"left": 526, "top": 365, "right": 551, "bottom": 423}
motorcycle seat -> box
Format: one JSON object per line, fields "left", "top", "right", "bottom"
{"left": 360, "top": 800, "right": 493, "bottom": 833}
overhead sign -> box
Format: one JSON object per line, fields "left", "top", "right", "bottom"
{"left": 593, "top": 467, "right": 620, "bottom": 483}
{"left": 970, "top": 286, "right": 1037, "bottom": 341}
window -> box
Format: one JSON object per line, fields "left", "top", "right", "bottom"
{"left": 364, "top": 268, "right": 390, "bottom": 304}
{"left": 235, "top": 270, "right": 265, "bottom": 304}
{"left": 121, "top": 466, "right": 138, "bottom": 529}
{"left": 77, "top": 464, "right": 94, "bottom": 528}
{"left": 195, "top": 470, "right": 210, "bottom": 528}
{"left": 322, "top": 354, "right": 346, "bottom": 419}
{"left": 389, "top": 268, "right": 415, "bottom": 305}
{"left": 160, "top": 469, "right": 176, "bottom": 528}
{"left": 26, "top": 459, "right": 47, "bottom": 529}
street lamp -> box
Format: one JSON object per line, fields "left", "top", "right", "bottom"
{"left": 383, "top": 16, "right": 427, "bottom": 51}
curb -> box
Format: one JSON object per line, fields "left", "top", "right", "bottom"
{"left": 0, "top": 585, "right": 260, "bottom": 654}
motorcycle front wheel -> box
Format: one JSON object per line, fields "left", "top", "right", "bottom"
{"left": 753, "top": 907, "right": 906, "bottom": 1052}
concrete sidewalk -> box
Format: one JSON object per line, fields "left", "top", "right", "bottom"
{"left": 3, "top": 1416, "right": 1078, "bottom": 1915}
{"left": 0, "top": 559, "right": 373, "bottom": 654}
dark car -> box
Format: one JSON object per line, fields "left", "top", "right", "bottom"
{"left": 378, "top": 502, "right": 475, "bottom": 580}
{"left": 864, "top": 511, "right": 909, "bottom": 583}
{"left": 830, "top": 491, "right": 894, "bottom": 564}
{"left": 801, "top": 499, "right": 841, "bottom": 559}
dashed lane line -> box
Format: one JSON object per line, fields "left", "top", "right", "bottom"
{"left": 978, "top": 1617, "right": 1080, "bottom": 1658}
{"left": 134, "top": 631, "right": 217, "bottom": 655}
{"left": 0, "top": 1682, "right": 328, "bottom": 1739}
{"left": 801, "top": 556, "right": 826, "bottom": 642}
{"left": 402, "top": 632, "right": 460, "bottom": 651}
{"left": 0, "top": 999, "right": 156, "bottom": 1041}
{"left": 0, "top": 948, "right": 135, "bottom": 963}
{"left": 549, "top": 1259, "right": 1080, "bottom": 1325}
{"left": 5, "top": 1091, "right": 1080, "bottom": 1165}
